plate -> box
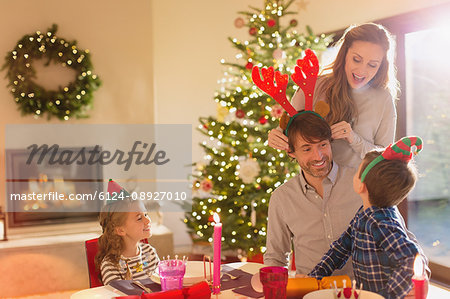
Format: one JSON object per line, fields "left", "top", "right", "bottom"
{"left": 303, "top": 289, "right": 385, "bottom": 299}
{"left": 151, "top": 261, "right": 215, "bottom": 286}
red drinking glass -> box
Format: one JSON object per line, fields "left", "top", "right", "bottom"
{"left": 259, "top": 266, "right": 288, "bottom": 299}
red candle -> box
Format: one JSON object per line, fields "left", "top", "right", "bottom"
{"left": 412, "top": 255, "right": 426, "bottom": 299}
{"left": 213, "top": 213, "right": 222, "bottom": 294}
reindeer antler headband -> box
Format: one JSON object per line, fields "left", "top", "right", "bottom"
{"left": 361, "top": 136, "right": 423, "bottom": 182}
{"left": 252, "top": 49, "right": 330, "bottom": 136}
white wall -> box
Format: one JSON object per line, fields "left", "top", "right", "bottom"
{"left": 297, "top": 0, "right": 450, "bottom": 33}
{"left": 0, "top": 0, "right": 155, "bottom": 209}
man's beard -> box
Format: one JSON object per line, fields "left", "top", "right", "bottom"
{"left": 300, "top": 156, "right": 332, "bottom": 178}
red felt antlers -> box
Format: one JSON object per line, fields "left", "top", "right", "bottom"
{"left": 252, "top": 49, "right": 329, "bottom": 123}
{"left": 252, "top": 65, "right": 297, "bottom": 117}
{"left": 291, "top": 49, "right": 319, "bottom": 111}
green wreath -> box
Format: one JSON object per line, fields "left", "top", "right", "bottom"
{"left": 2, "top": 24, "right": 101, "bottom": 120}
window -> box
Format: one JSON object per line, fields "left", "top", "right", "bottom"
{"left": 404, "top": 24, "right": 450, "bottom": 282}
{"left": 379, "top": 4, "right": 450, "bottom": 285}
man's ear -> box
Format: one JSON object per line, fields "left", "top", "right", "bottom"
{"left": 287, "top": 147, "right": 296, "bottom": 159}
{"left": 115, "top": 226, "right": 126, "bottom": 236}
{"left": 288, "top": 150, "right": 296, "bottom": 159}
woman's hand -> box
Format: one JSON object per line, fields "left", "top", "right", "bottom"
{"left": 268, "top": 127, "right": 289, "bottom": 151}
{"left": 331, "top": 121, "right": 354, "bottom": 144}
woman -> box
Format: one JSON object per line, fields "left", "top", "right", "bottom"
{"left": 269, "top": 23, "right": 399, "bottom": 168}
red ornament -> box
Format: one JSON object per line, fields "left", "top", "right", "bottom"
{"left": 267, "top": 19, "right": 276, "bottom": 27}
{"left": 236, "top": 109, "right": 245, "bottom": 118}
{"left": 200, "top": 179, "right": 213, "bottom": 192}
{"left": 290, "top": 19, "right": 298, "bottom": 27}
{"left": 203, "top": 124, "right": 208, "bottom": 129}
{"left": 208, "top": 215, "right": 214, "bottom": 222}
{"left": 245, "top": 62, "right": 253, "bottom": 70}
{"left": 259, "top": 115, "right": 268, "bottom": 124}
{"left": 249, "top": 27, "right": 257, "bottom": 36}
{"left": 270, "top": 104, "right": 284, "bottom": 118}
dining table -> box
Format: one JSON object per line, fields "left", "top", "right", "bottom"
{"left": 70, "top": 261, "right": 450, "bottom": 299}
{"left": 70, "top": 261, "right": 266, "bottom": 299}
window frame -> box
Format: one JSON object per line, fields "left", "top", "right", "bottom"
{"left": 324, "top": 2, "right": 450, "bottom": 286}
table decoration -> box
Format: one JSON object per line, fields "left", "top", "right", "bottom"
{"left": 158, "top": 258, "right": 186, "bottom": 291}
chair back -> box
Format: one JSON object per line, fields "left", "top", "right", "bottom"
{"left": 85, "top": 238, "right": 103, "bottom": 288}
{"left": 85, "top": 238, "right": 150, "bottom": 288}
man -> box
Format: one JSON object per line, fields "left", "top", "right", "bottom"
{"left": 264, "top": 112, "right": 360, "bottom": 276}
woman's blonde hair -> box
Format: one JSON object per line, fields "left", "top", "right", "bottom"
{"left": 95, "top": 200, "right": 136, "bottom": 271}
{"left": 321, "top": 23, "right": 399, "bottom": 125}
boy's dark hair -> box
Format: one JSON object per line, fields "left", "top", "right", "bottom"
{"left": 287, "top": 111, "right": 332, "bottom": 153}
{"left": 359, "top": 150, "right": 418, "bottom": 207}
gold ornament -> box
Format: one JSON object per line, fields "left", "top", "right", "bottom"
{"left": 217, "top": 104, "right": 229, "bottom": 122}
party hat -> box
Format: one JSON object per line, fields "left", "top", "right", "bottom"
{"left": 107, "top": 179, "right": 131, "bottom": 198}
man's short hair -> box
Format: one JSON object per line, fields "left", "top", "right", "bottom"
{"left": 359, "top": 150, "right": 418, "bottom": 207}
{"left": 287, "top": 111, "right": 332, "bottom": 153}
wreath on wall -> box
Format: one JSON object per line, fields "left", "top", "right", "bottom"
{"left": 2, "top": 24, "right": 101, "bottom": 120}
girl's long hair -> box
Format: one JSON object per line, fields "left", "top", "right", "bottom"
{"left": 95, "top": 201, "right": 131, "bottom": 271}
{"left": 320, "top": 23, "right": 399, "bottom": 125}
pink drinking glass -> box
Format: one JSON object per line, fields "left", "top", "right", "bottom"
{"left": 259, "top": 266, "right": 288, "bottom": 299}
{"left": 158, "top": 259, "right": 186, "bottom": 291}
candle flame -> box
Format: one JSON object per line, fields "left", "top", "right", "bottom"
{"left": 413, "top": 254, "right": 424, "bottom": 277}
{"left": 213, "top": 212, "right": 221, "bottom": 224}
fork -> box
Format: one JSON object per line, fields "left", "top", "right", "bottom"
{"left": 132, "top": 280, "right": 152, "bottom": 293}
{"left": 224, "top": 273, "right": 240, "bottom": 280}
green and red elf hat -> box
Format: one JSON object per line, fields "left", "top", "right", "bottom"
{"left": 107, "top": 179, "right": 131, "bottom": 198}
{"left": 251, "top": 49, "right": 330, "bottom": 136}
{"left": 360, "top": 136, "right": 423, "bottom": 182}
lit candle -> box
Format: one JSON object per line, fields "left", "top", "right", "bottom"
{"left": 412, "top": 254, "right": 426, "bottom": 299}
{"left": 213, "top": 213, "right": 222, "bottom": 295}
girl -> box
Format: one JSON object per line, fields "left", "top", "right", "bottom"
{"left": 95, "top": 180, "right": 159, "bottom": 285}
{"left": 268, "top": 23, "right": 399, "bottom": 168}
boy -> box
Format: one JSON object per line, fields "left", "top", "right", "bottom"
{"left": 308, "top": 137, "right": 428, "bottom": 299}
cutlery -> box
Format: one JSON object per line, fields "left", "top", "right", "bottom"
{"left": 132, "top": 280, "right": 152, "bottom": 293}
{"left": 224, "top": 273, "right": 240, "bottom": 280}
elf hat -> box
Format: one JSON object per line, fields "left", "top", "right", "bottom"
{"left": 107, "top": 179, "right": 131, "bottom": 198}
{"left": 360, "top": 136, "right": 423, "bottom": 182}
{"left": 252, "top": 49, "right": 330, "bottom": 136}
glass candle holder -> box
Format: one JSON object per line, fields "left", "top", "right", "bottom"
{"left": 158, "top": 259, "right": 186, "bottom": 291}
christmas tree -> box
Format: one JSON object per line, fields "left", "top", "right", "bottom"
{"left": 184, "top": 0, "right": 333, "bottom": 258}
